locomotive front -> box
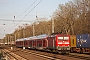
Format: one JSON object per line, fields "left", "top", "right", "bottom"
{"left": 56, "top": 34, "right": 70, "bottom": 54}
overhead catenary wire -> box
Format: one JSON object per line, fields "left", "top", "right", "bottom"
{"left": 0, "top": 19, "right": 35, "bottom": 22}
{"left": 13, "top": 0, "right": 37, "bottom": 27}
{"left": 6, "top": 0, "right": 43, "bottom": 34}
{"left": 16, "top": 0, "right": 37, "bottom": 19}
{"left": 13, "top": 0, "right": 42, "bottom": 27}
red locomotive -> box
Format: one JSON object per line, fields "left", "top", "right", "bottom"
{"left": 47, "top": 34, "right": 70, "bottom": 54}
{"left": 16, "top": 34, "right": 70, "bottom": 54}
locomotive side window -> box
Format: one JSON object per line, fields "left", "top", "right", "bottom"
{"left": 58, "top": 37, "right": 63, "bottom": 40}
{"left": 64, "top": 37, "right": 69, "bottom": 40}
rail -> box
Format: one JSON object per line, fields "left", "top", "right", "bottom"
{"left": 2, "top": 49, "right": 27, "bottom": 60}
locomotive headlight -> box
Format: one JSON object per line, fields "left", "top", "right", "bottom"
{"left": 28, "top": 47, "right": 30, "bottom": 48}
{"left": 58, "top": 45, "right": 59, "bottom": 46}
{"left": 67, "top": 47, "right": 70, "bottom": 50}
{"left": 58, "top": 48, "right": 61, "bottom": 50}
{"left": 68, "top": 45, "right": 69, "bottom": 46}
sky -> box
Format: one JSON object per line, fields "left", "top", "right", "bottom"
{"left": 0, "top": 0, "right": 70, "bottom": 39}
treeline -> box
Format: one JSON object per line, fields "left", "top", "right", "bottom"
{"left": 3, "top": 0, "right": 90, "bottom": 43}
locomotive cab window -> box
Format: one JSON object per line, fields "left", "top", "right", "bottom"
{"left": 64, "top": 37, "right": 69, "bottom": 40}
{"left": 58, "top": 37, "right": 63, "bottom": 40}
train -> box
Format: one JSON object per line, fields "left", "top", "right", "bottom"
{"left": 15, "top": 33, "right": 90, "bottom": 54}
{"left": 16, "top": 34, "right": 70, "bottom": 54}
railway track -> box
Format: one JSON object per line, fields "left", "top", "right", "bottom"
{"left": 15, "top": 48, "right": 90, "bottom": 60}
{"left": 2, "top": 49, "right": 28, "bottom": 60}
{"left": 1, "top": 45, "right": 90, "bottom": 60}
{"left": 1, "top": 46, "right": 47, "bottom": 60}
{"left": 68, "top": 53, "right": 90, "bottom": 60}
